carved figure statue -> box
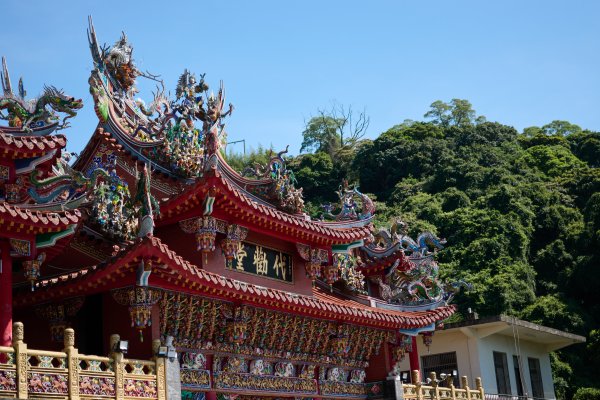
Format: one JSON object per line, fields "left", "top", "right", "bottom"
{"left": 322, "top": 180, "right": 375, "bottom": 221}
{"left": 132, "top": 164, "right": 160, "bottom": 237}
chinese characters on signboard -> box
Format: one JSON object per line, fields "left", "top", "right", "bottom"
{"left": 227, "top": 242, "right": 293, "bottom": 283}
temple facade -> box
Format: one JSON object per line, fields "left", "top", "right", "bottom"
{"left": 0, "top": 19, "right": 475, "bottom": 400}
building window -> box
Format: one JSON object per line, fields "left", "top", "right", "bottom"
{"left": 528, "top": 357, "right": 544, "bottom": 398}
{"left": 513, "top": 355, "right": 524, "bottom": 396}
{"left": 493, "top": 351, "right": 511, "bottom": 395}
{"left": 421, "top": 352, "right": 459, "bottom": 386}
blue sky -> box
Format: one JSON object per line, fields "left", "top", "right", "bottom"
{"left": 2, "top": 1, "right": 599, "bottom": 155}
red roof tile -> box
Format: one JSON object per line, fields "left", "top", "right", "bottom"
{"left": 159, "top": 175, "right": 371, "bottom": 245}
{"left": 0, "top": 202, "right": 81, "bottom": 232}
{"left": 0, "top": 133, "right": 66, "bottom": 157}
{"left": 17, "top": 235, "right": 454, "bottom": 329}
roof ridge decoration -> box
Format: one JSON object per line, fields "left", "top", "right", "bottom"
{"left": 220, "top": 145, "right": 305, "bottom": 214}
{"left": 17, "top": 235, "right": 456, "bottom": 330}
{"left": 90, "top": 157, "right": 160, "bottom": 241}
{"left": 26, "top": 156, "right": 108, "bottom": 208}
{"left": 87, "top": 17, "right": 233, "bottom": 178}
{"left": 365, "top": 218, "right": 471, "bottom": 310}
{"left": 321, "top": 180, "right": 375, "bottom": 222}
{"left": 1, "top": 56, "right": 83, "bottom": 135}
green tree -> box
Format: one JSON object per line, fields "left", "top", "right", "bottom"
{"left": 300, "top": 102, "right": 369, "bottom": 155}
{"left": 224, "top": 145, "right": 274, "bottom": 173}
{"left": 542, "top": 120, "right": 582, "bottom": 136}
{"left": 294, "top": 102, "right": 600, "bottom": 391}
{"left": 569, "top": 130, "right": 600, "bottom": 167}
{"left": 424, "top": 100, "right": 452, "bottom": 126}
{"left": 288, "top": 152, "right": 337, "bottom": 201}
{"left": 424, "top": 99, "right": 484, "bottom": 128}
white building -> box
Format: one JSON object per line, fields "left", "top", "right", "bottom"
{"left": 396, "top": 315, "right": 585, "bottom": 399}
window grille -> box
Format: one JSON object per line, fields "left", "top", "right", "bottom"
{"left": 421, "top": 351, "right": 459, "bottom": 386}
{"left": 528, "top": 357, "right": 544, "bottom": 398}
{"left": 513, "top": 355, "right": 524, "bottom": 396}
{"left": 493, "top": 351, "right": 511, "bottom": 395}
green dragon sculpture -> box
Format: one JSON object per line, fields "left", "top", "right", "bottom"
{"left": 28, "top": 166, "right": 110, "bottom": 204}
{"left": 1, "top": 57, "right": 83, "bottom": 132}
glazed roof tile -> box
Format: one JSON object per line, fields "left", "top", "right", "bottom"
{"left": 17, "top": 235, "right": 454, "bottom": 329}
{"left": 0, "top": 132, "right": 66, "bottom": 157}
{"left": 0, "top": 202, "right": 81, "bottom": 232}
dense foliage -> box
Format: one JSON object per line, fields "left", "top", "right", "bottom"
{"left": 226, "top": 100, "right": 599, "bottom": 398}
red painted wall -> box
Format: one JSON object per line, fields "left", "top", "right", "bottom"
{"left": 13, "top": 307, "right": 61, "bottom": 351}
{"left": 102, "top": 292, "right": 155, "bottom": 359}
{"left": 365, "top": 343, "right": 391, "bottom": 382}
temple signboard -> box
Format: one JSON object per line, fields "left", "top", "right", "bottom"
{"left": 227, "top": 242, "right": 294, "bottom": 283}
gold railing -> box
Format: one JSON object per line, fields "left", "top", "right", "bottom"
{"left": 0, "top": 322, "right": 167, "bottom": 400}
{"left": 403, "top": 371, "right": 485, "bottom": 400}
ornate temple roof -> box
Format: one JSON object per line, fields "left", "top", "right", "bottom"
{"left": 76, "top": 19, "right": 374, "bottom": 248}
{"left": 1, "top": 21, "right": 464, "bottom": 337}
{"left": 14, "top": 235, "right": 454, "bottom": 330}
{"left": 157, "top": 168, "right": 372, "bottom": 246}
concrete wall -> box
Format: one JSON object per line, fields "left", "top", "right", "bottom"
{"left": 478, "top": 333, "right": 556, "bottom": 399}
{"left": 395, "top": 329, "right": 557, "bottom": 399}
{"left": 395, "top": 330, "right": 481, "bottom": 387}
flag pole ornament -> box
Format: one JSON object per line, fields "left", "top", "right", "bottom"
{"left": 304, "top": 260, "right": 322, "bottom": 284}
{"left": 323, "top": 263, "right": 340, "bottom": 290}
{"left": 23, "top": 253, "right": 46, "bottom": 291}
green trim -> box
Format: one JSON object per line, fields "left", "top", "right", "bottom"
{"left": 36, "top": 225, "right": 76, "bottom": 248}
{"left": 203, "top": 196, "right": 215, "bottom": 216}
{"left": 331, "top": 240, "right": 364, "bottom": 253}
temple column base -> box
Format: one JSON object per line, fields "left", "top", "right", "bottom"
{"left": 164, "top": 336, "right": 182, "bottom": 400}
{"left": 386, "top": 375, "right": 404, "bottom": 400}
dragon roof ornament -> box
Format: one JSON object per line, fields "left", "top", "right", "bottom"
{"left": 366, "top": 218, "right": 470, "bottom": 309}
{"left": 0, "top": 56, "right": 83, "bottom": 135}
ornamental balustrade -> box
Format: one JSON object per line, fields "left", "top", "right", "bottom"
{"left": 401, "top": 370, "right": 485, "bottom": 400}
{"left": 0, "top": 322, "right": 486, "bottom": 400}
{"left": 0, "top": 322, "right": 167, "bottom": 400}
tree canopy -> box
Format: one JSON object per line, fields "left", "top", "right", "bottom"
{"left": 294, "top": 99, "right": 599, "bottom": 398}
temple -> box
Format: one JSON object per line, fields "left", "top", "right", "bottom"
{"left": 0, "top": 18, "right": 474, "bottom": 400}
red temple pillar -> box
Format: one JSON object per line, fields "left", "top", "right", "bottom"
{"left": 409, "top": 335, "right": 420, "bottom": 379}
{"left": 0, "top": 240, "right": 12, "bottom": 346}
{"left": 205, "top": 354, "right": 217, "bottom": 400}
